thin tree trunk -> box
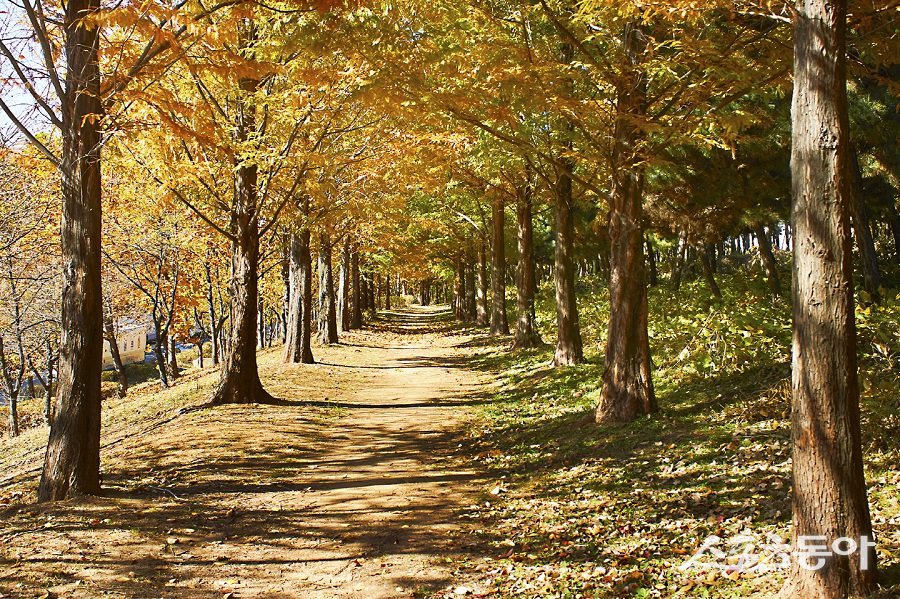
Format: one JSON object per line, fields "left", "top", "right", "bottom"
{"left": 350, "top": 250, "right": 362, "bottom": 329}
{"left": 455, "top": 255, "right": 465, "bottom": 320}
{"left": 552, "top": 44, "right": 583, "bottom": 366}
{"left": 338, "top": 240, "right": 351, "bottom": 331}
{"left": 513, "top": 177, "right": 543, "bottom": 349}
{"left": 596, "top": 22, "right": 655, "bottom": 423}
{"left": 848, "top": 146, "right": 882, "bottom": 303}
{"left": 41, "top": 340, "right": 55, "bottom": 425}
{"left": 700, "top": 244, "right": 723, "bottom": 298}
{"left": 205, "top": 263, "right": 220, "bottom": 366}
{"left": 8, "top": 393, "right": 18, "bottom": 437}
{"left": 754, "top": 224, "right": 782, "bottom": 297}
{"left": 168, "top": 337, "right": 180, "bottom": 381}
{"left": 39, "top": 0, "right": 104, "bottom": 502}
{"left": 671, "top": 234, "right": 687, "bottom": 290}
{"left": 491, "top": 196, "right": 510, "bottom": 335}
{"left": 317, "top": 232, "right": 339, "bottom": 345}
{"left": 476, "top": 240, "right": 489, "bottom": 326}
{"left": 385, "top": 273, "right": 392, "bottom": 311}
{"left": 782, "top": 0, "right": 877, "bottom": 595}
{"left": 646, "top": 238, "right": 658, "bottom": 286}
{"left": 888, "top": 203, "right": 900, "bottom": 262}
{"left": 367, "top": 271, "right": 377, "bottom": 315}
{"left": 103, "top": 316, "right": 128, "bottom": 398}
{"left": 360, "top": 271, "right": 370, "bottom": 315}
{"left": 463, "top": 257, "right": 476, "bottom": 321}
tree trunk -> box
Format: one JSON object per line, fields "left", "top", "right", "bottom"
{"left": 596, "top": 22, "right": 655, "bottom": 424}
{"left": 491, "top": 196, "right": 510, "bottom": 335}
{"left": 513, "top": 178, "right": 544, "bottom": 349}
{"left": 360, "top": 271, "right": 370, "bottom": 315}
{"left": 42, "top": 341, "right": 55, "bottom": 425}
{"left": 350, "top": 250, "right": 362, "bottom": 329}
{"left": 464, "top": 257, "right": 477, "bottom": 322}
{"left": 699, "top": 244, "right": 723, "bottom": 298}
{"left": 153, "top": 321, "right": 170, "bottom": 388}
{"left": 338, "top": 240, "right": 351, "bottom": 331}
{"left": 205, "top": 263, "right": 220, "bottom": 366}
{"left": 367, "top": 271, "right": 377, "bottom": 315}
{"left": 103, "top": 316, "right": 128, "bottom": 398}
{"left": 552, "top": 156, "right": 583, "bottom": 366}
{"left": 754, "top": 225, "right": 782, "bottom": 297}
{"left": 210, "top": 50, "right": 273, "bottom": 406}
{"left": 385, "top": 273, "right": 392, "bottom": 311}
{"left": 317, "top": 233, "right": 339, "bottom": 344}
{"left": 671, "top": 234, "right": 687, "bottom": 290}
{"left": 551, "top": 44, "right": 583, "bottom": 366}
{"left": 168, "top": 337, "right": 180, "bottom": 381}
{"left": 782, "top": 1, "right": 877, "bottom": 596}
{"left": 646, "top": 238, "right": 658, "bottom": 286}
{"left": 888, "top": 203, "right": 900, "bottom": 262}
{"left": 848, "top": 147, "right": 882, "bottom": 303}
{"left": 454, "top": 255, "right": 465, "bottom": 320}
{"left": 8, "top": 393, "right": 18, "bottom": 438}
{"left": 39, "top": 0, "right": 104, "bottom": 502}
{"left": 476, "top": 240, "right": 489, "bottom": 326}
{"left": 284, "top": 230, "right": 315, "bottom": 364}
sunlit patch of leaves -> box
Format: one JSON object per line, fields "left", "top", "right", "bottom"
{"left": 453, "top": 268, "right": 900, "bottom": 598}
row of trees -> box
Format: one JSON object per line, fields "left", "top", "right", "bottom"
{"left": 1, "top": 0, "right": 897, "bottom": 597}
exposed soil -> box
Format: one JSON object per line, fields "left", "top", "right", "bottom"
{"left": 0, "top": 307, "right": 494, "bottom": 598}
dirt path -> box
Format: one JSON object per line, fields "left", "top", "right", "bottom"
{"left": 0, "top": 307, "right": 493, "bottom": 598}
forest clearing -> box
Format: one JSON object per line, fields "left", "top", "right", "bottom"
{"left": 1, "top": 0, "right": 899, "bottom": 597}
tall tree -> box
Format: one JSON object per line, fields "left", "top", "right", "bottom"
{"left": 490, "top": 195, "right": 510, "bottom": 335}
{"left": 783, "top": 0, "right": 877, "bottom": 595}
{"left": 512, "top": 172, "right": 543, "bottom": 349}
{"left": 595, "top": 22, "right": 656, "bottom": 423}
{"left": 38, "top": 0, "right": 105, "bottom": 501}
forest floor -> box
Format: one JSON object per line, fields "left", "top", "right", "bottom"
{"left": 0, "top": 307, "right": 497, "bottom": 598}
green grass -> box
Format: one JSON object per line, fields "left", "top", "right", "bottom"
{"left": 456, "top": 259, "right": 900, "bottom": 598}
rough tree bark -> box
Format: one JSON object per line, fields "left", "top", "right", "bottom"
{"left": 284, "top": 229, "right": 315, "bottom": 364}
{"left": 39, "top": 0, "right": 104, "bottom": 501}
{"left": 782, "top": 0, "right": 877, "bottom": 596}
{"left": 491, "top": 196, "right": 510, "bottom": 335}
{"left": 595, "top": 22, "right": 656, "bottom": 424}
{"left": 512, "top": 176, "right": 544, "bottom": 349}
{"left": 317, "top": 232, "right": 339, "bottom": 345}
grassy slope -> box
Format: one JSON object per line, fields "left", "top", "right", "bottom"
{"left": 456, "top": 260, "right": 899, "bottom": 598}
{"left": 0, "top": 348, "right": 348, "bottom": 498}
